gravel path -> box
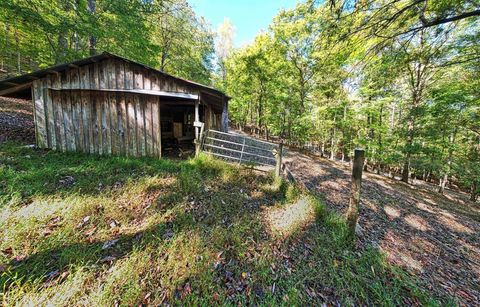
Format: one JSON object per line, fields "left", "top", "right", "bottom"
{"left": 286, "top": 152, "right": 480, "bottom": 305}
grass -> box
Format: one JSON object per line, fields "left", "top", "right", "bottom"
{"left": 0, "top": 141, "right": 441, "bottom": 306}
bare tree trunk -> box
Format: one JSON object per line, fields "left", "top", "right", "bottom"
{"left": 402, "top": 115, "right": 415, "bottom": 183}
{"left": 438, "top": 132, "right": 455, "bottom": 194}
{"left": 330, "top": 111, "right": 337, "bottom": 160}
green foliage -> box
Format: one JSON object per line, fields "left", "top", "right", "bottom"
{"left": 224, "top": 0, "right": 480, "bottom": 196}
{"left": 0, "top": 0, "right": 214, "bottom": 84}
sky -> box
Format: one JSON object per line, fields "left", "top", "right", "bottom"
{"left": 190, "top": 0, "right": 298, "bottom": 47}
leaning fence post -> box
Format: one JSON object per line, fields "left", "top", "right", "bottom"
{"left": 275, "top": 142, "right": 283, "bottom": 178}
{"left": 346, "top": 149, "right": 365, "bottom": 239}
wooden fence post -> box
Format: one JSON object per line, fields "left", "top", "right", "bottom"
{"left": 346, "top": 149, "right": 365, "bottom": 239}
{"left": 275, "top": 142, "right": 283, "bottom": 178}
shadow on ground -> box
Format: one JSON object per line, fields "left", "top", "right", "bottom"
{"left": 286, "top": 152, "right": 480, "bottom": 305}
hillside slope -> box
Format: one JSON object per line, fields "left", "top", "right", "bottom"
{"left": 287, "top": 152, "right": 480, "bottom": 305}
{"left": 0, "top": 143, "right": 439, "bottom": 306}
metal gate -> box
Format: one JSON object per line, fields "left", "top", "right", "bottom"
{"left": 201, "top": 130, "right": 280, "bottom": 167}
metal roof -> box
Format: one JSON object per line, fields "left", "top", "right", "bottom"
{"left": 0, "top": 52, "right": 229, "bottom": 99}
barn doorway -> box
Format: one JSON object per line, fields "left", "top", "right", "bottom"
{"left": 160, "top": 104, "right": 202, "bottom": 158}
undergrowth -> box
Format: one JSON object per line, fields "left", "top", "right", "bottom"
{"left": 0, "top": 142, "right": 441, "bottom": 306}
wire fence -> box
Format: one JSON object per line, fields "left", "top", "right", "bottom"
{"left": 202, "top": 130, "right": 281, "bottom": 167}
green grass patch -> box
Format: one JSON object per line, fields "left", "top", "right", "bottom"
{"left": 0, "top": 142, "right": 443, "bottom": 305}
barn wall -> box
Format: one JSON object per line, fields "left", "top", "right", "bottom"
{"left": 32, "top": 57, "right": 227, "bottom": 157}
{"left": 32, "top": 58, "right": 171, "bottom": 157}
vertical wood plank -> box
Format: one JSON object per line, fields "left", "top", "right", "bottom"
{"left": 157, "top": 97, "right": 162, "bottom": 157}
{"left": 145, "top": 97, "right": 153, "bottom": 156}
{"left": 62, "top": 91, "right": 75, "bottom": 151}
{"left": 143, "top": 70, "right": 151, "bottom": 90}
{"left": 118, "top": 93, "right": 127, "bottom": 156}
{"left": 93, "top": 93, "right": 102, "bottom": 154}
{"left": 110, "top": 93, "right": 118, "bottom": 155}
{"left": 82, "top": 65, "right": 93, "bottom": 153}
{"left": 135, "top": 95, "right": 146, "bottom": 156}
{"left": 151, "top": 74, "right": 160, "bottom": 91}
{"left": 115, "top": 60, "right": 125, "bottom": 90}
{"left": 32, "top": 81, "right": 43, "bottom": 148}
{"left": 103, "top": 93, "right": 111, "bottom": 155}
{"left": 51, "top": 74, "right": 65, "bottom": 151}
{"left": 99, "top": 60, "right": 107, "bottom": 89}
{"left": 151, "top": 98, "right": 160, "bottom": 157}
{"left": 125, "top": 63, "right": 134, "bottom": 89}
{"left": 71, "top": 92, "right": 82, "bottom": 151}
{"left": 69, "top": 69, "right": 82, "bottom": 151}
{"left": 70, "top": 67, "right": 80, "bottom": 88}
{"left": 44, "top": 76, "right": 56, "bottom": 149}
{"left": 127, "top": 94, "right": 137, "bottom": 156}
{"left": 92, "top": 62, "right": 100, "bottom": 89}
{"left": 104, "top": 60, "right": 115, "bottom": 155}
{"left": 60, "top": 71, "right": 73, "bottom": 151}
{"left": 134, "top": 66, "right": 143, "bottom": 89}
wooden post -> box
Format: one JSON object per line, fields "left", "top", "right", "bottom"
{"left": 194, "top": 98, "right": 200, "bottom": 140}
{"left": 275, "top": 142, "right": 283, "bottom": 178}
{"left": 195, "top": 122, "right": 205, "bottom": 157}
{"left": 346, "top": 149, "right": 365, "bottom": 239}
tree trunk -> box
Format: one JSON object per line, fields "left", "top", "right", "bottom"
{"left": 438, "top": 132, "right": 455, "bottom": 194}
{"left": 88, "top": 0, "right": 97, "bottom": 55}
{"left": 470, "top": 182, "right": 478, "bottom": 202}
{"left": 330, "top": 111, "right": 337, "bottom": 160}
{"left": 402, "top": 115, "right": 415, "bottom": 183}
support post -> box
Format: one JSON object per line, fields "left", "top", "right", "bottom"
{"left": 275, "top": 142, "right": 283, "bottom": 178}
{"left": 195, "top": 123, "right": 205, "bottom": 157}
{"left": 194, "top": 98, "right": 200, "bottom": 140}
{"left": 346, "top": 149, "right": 365, "bottom": 239}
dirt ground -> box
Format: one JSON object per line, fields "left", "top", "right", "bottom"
{"left": 285, "top": 152, "right": 480, "bottom": 305}
{"left": 0, "top": 96, "right": 35, "bottom": 144}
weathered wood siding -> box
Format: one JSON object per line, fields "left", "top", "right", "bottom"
{"left": 31, "top": 57, "right": 227, "bottom": 157}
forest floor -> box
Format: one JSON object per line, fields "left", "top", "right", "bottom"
{"left": 0, "top": 97, "right": 35, "bottom": 144}
{"left": 285, "top": 152, "right": 480, "bottom": 305}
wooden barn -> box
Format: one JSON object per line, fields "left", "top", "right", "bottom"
{"left": 0, "top": 52, "right": 229, "bottom": 157}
